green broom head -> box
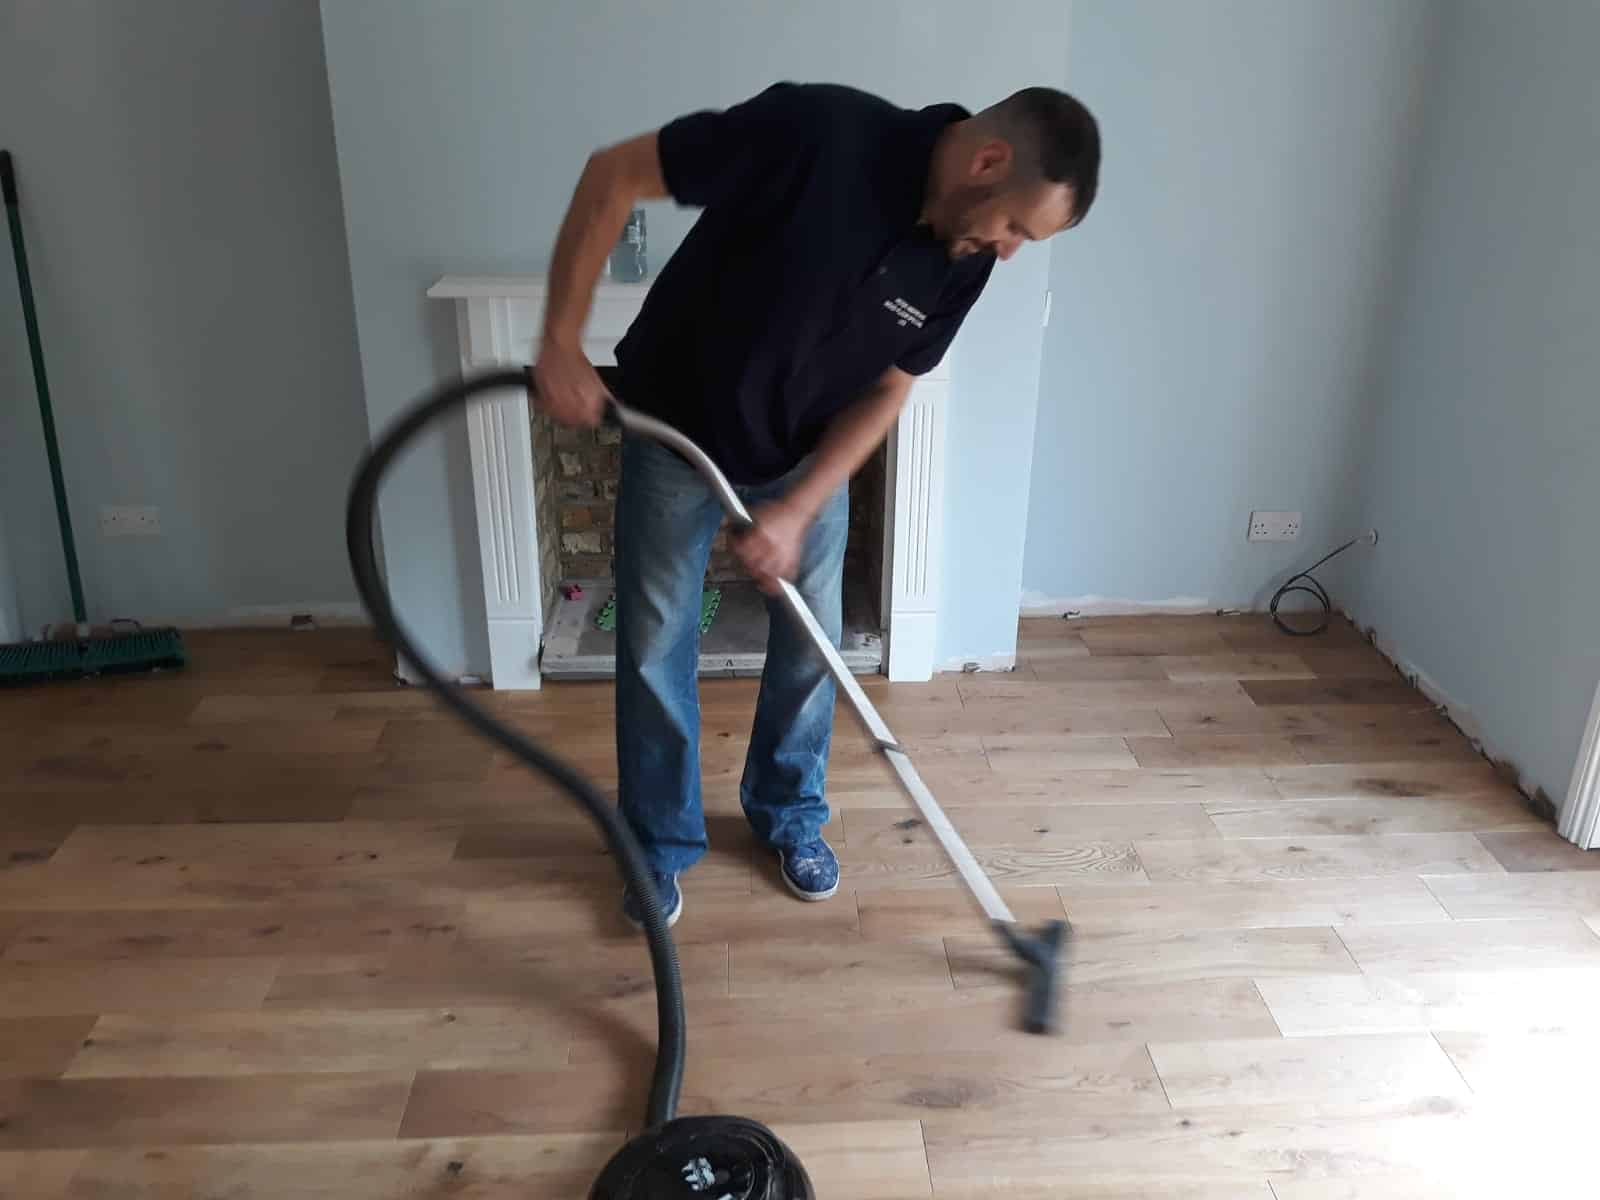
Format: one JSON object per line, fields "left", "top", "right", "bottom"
{"left": 0, "top": 626, "right": 186, "bottom": 685}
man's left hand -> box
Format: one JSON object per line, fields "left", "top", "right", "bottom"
{"left": 732, "top": 499, "right": 812, "bottom": 595}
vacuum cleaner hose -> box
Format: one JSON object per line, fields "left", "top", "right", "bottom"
{"left": 344, "top": 367, "right": 686, "bottom": 1129}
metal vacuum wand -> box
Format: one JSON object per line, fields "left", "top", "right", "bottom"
{"left": 606, "top": 397, "right": 1070, "bottom": 1034}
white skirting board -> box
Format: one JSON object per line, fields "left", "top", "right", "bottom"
{"left": 130, "top": 603, "right": 372, "bottom": 630}
{"left": 1020, "top": 592, "right": 1217, "bottom": 618}
{"left": 939, "top": 651, "right": 1018, "bottom": 674}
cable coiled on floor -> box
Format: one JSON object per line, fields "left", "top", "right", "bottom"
{"left": 344, "top": 367, "right": 686, "bottom": 1128}
{"left": 1270, "top": 531, "right": 1376, "bottom": 637}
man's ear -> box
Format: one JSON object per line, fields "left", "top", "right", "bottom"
{"left": 968, "top": 138, "right": 1014, "bottom": 183}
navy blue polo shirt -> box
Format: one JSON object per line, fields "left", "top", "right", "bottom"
{"left": 612, "top": 82, "right": 995, "bottom": 486}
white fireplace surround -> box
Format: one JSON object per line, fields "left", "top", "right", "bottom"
{"left": 427, "top": 275, "right": 952, "bottom": 688}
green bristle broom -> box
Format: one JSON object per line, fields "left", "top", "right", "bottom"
{"left": 2, "top": 149, "right": 184, "bottom": 684}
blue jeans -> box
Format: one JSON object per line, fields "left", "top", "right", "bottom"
{"left": 613, "top": 432, "right": 847, "bottom": 875}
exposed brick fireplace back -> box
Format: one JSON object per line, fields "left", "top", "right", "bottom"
{"left": 530, "top": 399, "right": 884, "bottom": 630}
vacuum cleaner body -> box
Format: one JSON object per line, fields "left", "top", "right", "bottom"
{"left": 592, "top": 1116, "right": 814, "bottom": 1199}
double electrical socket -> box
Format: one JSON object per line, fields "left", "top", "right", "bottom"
{"left": 100, "top": 505, "right": 161, "bottom": 537}
{"left": 1248, "top": 510, "right": 1301, "bottom": 542}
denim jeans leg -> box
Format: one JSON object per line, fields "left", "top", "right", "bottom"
{"left": 739, "top": 477, "right": 849, "bottom": 849}
{"left": 614, "top": 434, "right": 725, "bottom": 874}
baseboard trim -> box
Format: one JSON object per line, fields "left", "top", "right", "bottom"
{"left": 1020, "top": 592, "right": 1218, "bottom": 618}
{"left": 184, "top": 603, "right": 371, "bottom": 630}
{"left": 938, "top": 651, "right": 1018, "bottom": 674}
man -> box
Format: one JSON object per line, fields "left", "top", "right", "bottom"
{"left": 533, "top": 81, "right": 1099, "bottom": 928}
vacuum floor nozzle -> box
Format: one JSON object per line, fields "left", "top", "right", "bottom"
{"left": 998, "top": 918, "right": 1071, "bottom": 1035}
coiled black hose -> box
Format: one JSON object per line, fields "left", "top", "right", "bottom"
{"left": 344, "top": 367, "right": 685, "bottom": 1128}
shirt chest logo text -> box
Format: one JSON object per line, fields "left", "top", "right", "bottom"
{"left": 883, "top": 297, "right": 926, "bottom": 329}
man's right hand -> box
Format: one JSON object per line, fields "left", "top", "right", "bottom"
{"left": 532, "top": 339, "right": 609, "bottom": 428}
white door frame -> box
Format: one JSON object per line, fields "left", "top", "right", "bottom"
{"left": 1558, "top": 680, "right": 1600, "bottom": 850}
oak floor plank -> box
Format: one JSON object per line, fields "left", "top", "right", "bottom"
{"left": 1056, "top": 877, "right": 1449, "bottom": 936}
{"left": 1080, "top": 628, "right": 1232, "bottom": 657}
{"left": 47, "top": 820, "right": 463, "bottom": 874}
{"left": 0, "top": 958, "right": 278, "bottom": 1018}
{"left": 1241, "top": 678, "right": 1428, "bottom": 707}
{"left": 1157, "top": 653, "right": 1314, "bottom": 682}
{"left": 1256, "top": 968, "right": 1600, "bottom": 1037}
{"left": 947, "top": 925, "right": 1357, "bottom": 990}
{"left": 1134, "top": 833, "right": 1504, "bottom": 882}
{"left": 0, "top": 1072, "right": 414, "bottom": 1149}
{"left": 2, "top": 905, "right": 464, "bottom": 963}
{"left": 1287, "top": 730, "right": 1483, "bottom": 766}
{"left": 0, "top": 1149, "right": 84, "bottom": 1198}
{"left": 1293, "top": 647, "right": 1404, "bottom": 678}
{"left": 265, "top": 940, "right": 731, "bottom": 1010}
{"left": 1421, "top": 869, "right": 1600, "bottom": 919}
{"left": 0, "top": 1017, "right": 97, "bottom": 1079}
{"left": 730, "top": 937, "right": 955, "bottom": 998}
{"left": 1017, "top": 656, "right": 1172, "bottom": 681}
{"left": 855, "top": 885, "right": 1064, "bottom": 939}
{"left": 1203, "top": 791, "right": 1542, "bottom": 838}
{"left": 1335, "top": 916, "right": 1600, "bottom": 974}
{"left": 1157, "top": 702, "right": 1451, "bottom": 738}
{"left": 1128, "top": 734, "right": 1305, "bottom": 769}
{"left": 997, "top": 766, "right": 1278, "bottom": 805}
{"left": 65, "top": 1005, "right": 570, "bottom": 1078}
{"left": 1265, "top": 760, "right": 1503, "bottom": 800}
{"left": 1434, "top": 1029, "right": 1600, "bottom": 1101}
{"left": 570, "top": 977, "right": 1278, "bottom": 1062}
{"left": 922, "top": 1101, "right": 1472, "bottom": 1193}
{"left": 979, "top": 734, "right": 1141, "bottom": 772}
{"left": 1148, "top": 1033, "right": 1468, "bottom": 1110}
{"left": 772, "top": 1120, "right": 933, "bottom": 1200}
{"left": 1473, "top": 831, "right": 1600, "bottom": 873}
{"left": 844, "top": 802, "right": 1219, "bottom": 849}
{"left": 406, "top": 1042, "right": 1167, "bottom": 1137}
{"left": 59, "top": 1133, "right": 621, "bottom": 1200}
{"left": 955, "top": 678, "right": 1249, "bottom": 707}
{"left": 890, "top": 703, "right": 1168, "bottom": 739}
{"left": 836, "top": 842, "right": 1146, "bottom": 891}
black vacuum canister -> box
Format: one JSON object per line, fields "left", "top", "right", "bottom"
{"left": 590, "top": 1115, "right": 815, "bottom": 1199}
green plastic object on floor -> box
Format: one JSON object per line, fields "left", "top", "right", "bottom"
{"left": 595, "top": 587, "right": 722, "bottom": 635}
{"left": 1, "top": 149, "right": 185, "bottom": 685}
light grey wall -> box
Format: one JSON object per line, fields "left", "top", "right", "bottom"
{"left": 0, "top": 0, "right": 367, "bottom": 630}
{"left": 318, "top": 0, "right": 1071, "bottom": 677}
{"left": 0, "top": 512, "right": 18, "bottom": 642}
{"left": 1022, "top": 0, "right": 1435, "bottom": 612}
{"left": 1344, "top": 0, "right": 1600, "bottom": 808}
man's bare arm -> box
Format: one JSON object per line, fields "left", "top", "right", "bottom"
{"left": 534, "top": 132, "right": 668, "bottom": 426}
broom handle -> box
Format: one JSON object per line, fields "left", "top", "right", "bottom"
{"left": 2, "top": 151, "right": 87, "bottom": 626}
{"left": 603, "top": 396, "right": 1018, "bottom": 926}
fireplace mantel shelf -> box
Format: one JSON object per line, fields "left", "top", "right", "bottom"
{"left": 427, "top": 274, "right": 650, "bottom": 302}
{"left": 429, "top": 273, "right": 952, "bottom": 688}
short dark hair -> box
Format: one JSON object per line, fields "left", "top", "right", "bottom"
{"left": 980, "top": 86, "right": 1101, "bottom": 226}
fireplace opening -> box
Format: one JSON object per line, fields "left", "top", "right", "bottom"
{"left": 532, "top": 402, "right": 885, "bottom": 679}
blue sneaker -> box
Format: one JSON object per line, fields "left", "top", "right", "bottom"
{"left": 622, "top": 871, "right": 683, "bottom": 930}
{"left": 777, "top": 838, "right": 840, "bottom": 901}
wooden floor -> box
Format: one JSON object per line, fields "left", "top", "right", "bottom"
{"left": 2, "top": 614, "right": 1595, "bottom": 1197}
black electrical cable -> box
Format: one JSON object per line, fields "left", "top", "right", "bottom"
{"left": 344, "top": 367, "right": 685, "bottom": 1129}
{"left": 1270, "top": 531, "right": 1374, "bottom": 637}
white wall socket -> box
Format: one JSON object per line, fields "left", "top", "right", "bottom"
{"left": 100, "top": 505, "right": 161, "bottom": 537}
{"left": 1248, "top": 510, "right": 1301, "bottom": 542}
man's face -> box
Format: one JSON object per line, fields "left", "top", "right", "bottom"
{"left": 934, "top": 143, "right": 1077, "bottom": 262}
